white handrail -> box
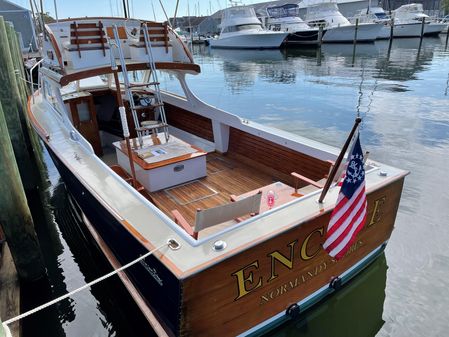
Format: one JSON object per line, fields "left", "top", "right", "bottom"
{"left": 29, "top": 58, "right": 44, "bottom": 103}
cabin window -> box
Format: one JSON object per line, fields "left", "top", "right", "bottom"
{"left": 157, "top": 71, "right": 186, "bottom": 98}
{"left": 76, "top": 101, "right": 91, "bottom": 122}
{"left": 236, "top": 24, "right": 262, "bottom": 31}
{"left": 223, "top": 24, "right": 262, "bottom": 33}
{"left": 374, "top": 13, "right": 388, "bottom": 19}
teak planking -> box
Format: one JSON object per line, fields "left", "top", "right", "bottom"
{"left": 150, "top": 153, "right": 274, "bottom": 226}
{"left": 228, "top": 128, "right": 332, "bottom": 184}
{"left": 178, "top": 178, "right": 404, "bottom": 336}
{"left": 164, "top": 103, "right": 214, "bottom": 142}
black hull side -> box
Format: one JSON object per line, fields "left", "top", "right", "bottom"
{"left": 285, "top": 30, "right": 324, "bottom": 45}
{"left": 45, "top": 145, "right": 181, "bottom": 336}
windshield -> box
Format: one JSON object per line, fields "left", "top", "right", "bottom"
{"left": 374, "top": 12, "right": 388, "bottom": 19}
{"left": 267, "top": 4, "right": 300, "bottom": 18}
{"left": 223, "top": 24, "right": 262, "bottom": 33}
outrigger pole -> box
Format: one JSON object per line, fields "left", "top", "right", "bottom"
{"left": 122, "top": 0, "right": 128, "bottom": 18}
{"left": 318, "top": 117, "right": 362, "bottom": 203}
{"left": 108, "top": 38, "right": 137, "bottom": 188}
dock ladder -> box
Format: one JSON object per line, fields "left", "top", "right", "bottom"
{"left": 111, "top": 24, "right": 169, "bottom": 147}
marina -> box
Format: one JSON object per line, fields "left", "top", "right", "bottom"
{"left": 0, "top": 0, "right": 449, "bottom": 336}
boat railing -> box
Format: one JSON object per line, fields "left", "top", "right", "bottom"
{"left": 30, "top": 58, "right": 44, "bottom": 103}
{"left": 43, "top": 18, "right": 197, "bottom": 74}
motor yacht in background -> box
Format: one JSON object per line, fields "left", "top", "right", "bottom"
{"left": 208, "top": 6, "right": 288, "bottom": 49}
{"left": 393, "top": 4, "right": 446, "bottom": 37}
{"left": 351, "top": 6, "right": 392, "bottom": 39}
{"left": 265, "top": 3, "right": 321, "bottom": 46}
{"left": 304, "top": 1, "right": 382, "bottom": 43}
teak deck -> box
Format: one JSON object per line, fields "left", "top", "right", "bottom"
{"left": 149, "top": 152, "right": 287, "bottom": 226}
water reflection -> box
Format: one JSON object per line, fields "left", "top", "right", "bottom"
{"left": 24, "top": 155, "right": 154, "bottom": 337}
{"left": 267, "top": 254, "right": 387, "bottom": 337}
{"left": 186, "top": 38, "right": 448, "bottom": 141}
{"left": 205, "top": 38, "right": 442, "bottom": 90}
{"left": 210, "top": 49, "right": 292, "bottom": 92}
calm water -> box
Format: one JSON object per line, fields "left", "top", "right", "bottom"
{"left": 24, "top": 37, "right": 449, "bottom": 336}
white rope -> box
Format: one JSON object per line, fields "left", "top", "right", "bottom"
{"left": 3, "top": 242, "right": 168, "bottom": 326}
{"left": 1, "top": 322, "right": 12, "bottom": 337}
{"left": 15, "top": 74, "right": 35, "bottom": 86}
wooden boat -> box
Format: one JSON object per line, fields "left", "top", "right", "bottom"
{"left": 28, "top": 17, "right": 408, "bottom": 336}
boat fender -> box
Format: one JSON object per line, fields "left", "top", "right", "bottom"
{"left": 329, "top": 276, "right": 342, "bottom": 290}
{"left": 286, "top": 303, "right": 300, "bottom": 320}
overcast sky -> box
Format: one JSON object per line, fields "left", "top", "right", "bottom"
{"left": 10, "top": 0, "right": 268, "bottom": 21}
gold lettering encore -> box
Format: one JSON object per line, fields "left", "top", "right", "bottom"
{"left": 231, "top": 196, "right": 386, "bottom": 302}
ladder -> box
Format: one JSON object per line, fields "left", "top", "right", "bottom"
{"left": 111, "top": 25, "right": 169, "bottom": 148}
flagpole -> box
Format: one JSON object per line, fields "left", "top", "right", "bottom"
{"left": 318, "top": 117, "right": 362, "bottom": 203}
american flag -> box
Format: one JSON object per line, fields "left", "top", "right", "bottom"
{"left": 323, "top": 133, "right": 367, "bottom": 260}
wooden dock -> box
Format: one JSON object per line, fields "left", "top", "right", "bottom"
{"left": 0, "top": 242, "right": 20, "bottom": 337}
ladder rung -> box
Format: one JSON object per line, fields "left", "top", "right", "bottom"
{"left": 135, "top": 122, "right": 167, "bottom": 132}
{"left": 133, "top": 103, "right": 164, "bottom": 110}
{"left": 127, "top": 82, "right": 160, "bottom": 88}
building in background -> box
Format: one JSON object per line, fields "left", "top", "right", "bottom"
{"left": 0, "top": 0, "right": 38, "bottom": 52}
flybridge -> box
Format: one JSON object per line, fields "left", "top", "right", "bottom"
{"left": 42, "top": 17, "right": 196, "bottom": 74}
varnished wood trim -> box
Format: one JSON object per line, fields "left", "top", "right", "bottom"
{"left": 291, "top": 172, "right": 324, "bottom": 189}
{"left": 105, "top": 26, "right": 127, "bottom": 39}
{"left": 45, "top": 25, "right": 64, "bottom": 69}
{"left": 122, "top": 219, "right": 150, "bottom": 243}
{"left": 60, "top": 62, "right": 200, "bottom": 86}
{"left": 228, "top": 127, "right": 331, "bottom": 182}
{"left": 115, "top": 141, "right": 207, "bottom": 170}
{"left": 168, "top": 26, "right": 194, "bottom": 63}
{"left": 27, "top": 95, "right": 50, "bottom": 141}
{"left": 172, "top": 210, "right": 198, "bottom": 239}
{"left": 164, "top": 103, "right": 213, "bottom": 141}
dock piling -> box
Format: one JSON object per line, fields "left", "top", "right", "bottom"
{"left": 0, "top": 17, "right": 38, "bottom": 191}
{"left": 353, "top": 18, "right": 359, "bottom": 45}
{"left": 389, "top": 17, "right": 394, "bottom": 40}
{"left": 445, "top": 29, "right": 448, "bottom": 50}
{"left": 0, "top": 102, "right": 46, "bottom": 282}
{"left": 318, "top": 25, "right": 323, "bottom": 47}
{"left": 352, "top": 18, "right": 359, "bottom": 65}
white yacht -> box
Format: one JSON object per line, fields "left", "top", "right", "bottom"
{"left": 265, "top": 3, "right": 321, "bottom": 45}
{"left": 209, "top": 6, "right": 288, "bottom": 49}
{"left": 393, "top": 4, "right": 446, "bottom": 37}
{"left": 304, "top": 1, "right": 383, "bottom": 43}
{"left": 351, "top": 7, "right": 391, "bottom": 39}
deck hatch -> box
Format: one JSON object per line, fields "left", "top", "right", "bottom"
{"left": 165, "top": 180, "right": 218, "bottom": 205}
